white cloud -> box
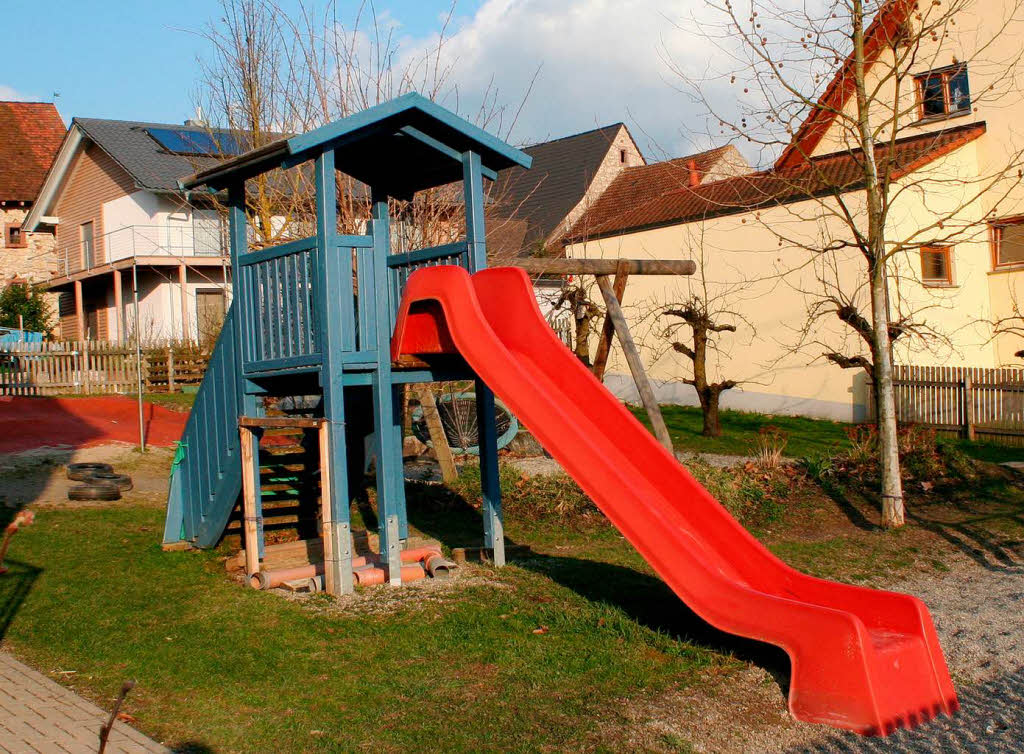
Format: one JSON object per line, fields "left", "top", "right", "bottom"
{"left": 0, "top": 84, "right": 33, "bottom": 101}
{"left": 399, "top": 0, "right": 729, "bottom": 161}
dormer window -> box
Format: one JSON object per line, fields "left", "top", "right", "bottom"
{"left": 915, "top": 64, "right": 970, "bottom": 121}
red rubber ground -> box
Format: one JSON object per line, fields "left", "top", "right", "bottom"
{"left": 0, "top": 396, "right": 189, "bottom": 453}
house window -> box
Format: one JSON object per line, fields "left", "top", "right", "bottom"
{"left": 916, "top": 64, "right": 970, "bottom": 120}
{"left": 81, "top": 221, "right": 95, "bottom": 268}
{"left": 991, "top": 217, "right": 1024, "bottom": 268}
{"left": 920, "top": 245, "right": 953, "bottom": 285}
{"left": 619, "top": 149, "right": 627, "bottom": 164}
{"left": 5, "top": 223, "right": 25, "bottom": 248}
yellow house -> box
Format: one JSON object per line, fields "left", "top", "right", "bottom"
{"left": 563, "top": 0, "right": 1024, "bottom": 422}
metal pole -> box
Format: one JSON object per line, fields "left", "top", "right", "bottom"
{"left": 132, "top": 262, "right": 146, "bottom": 452}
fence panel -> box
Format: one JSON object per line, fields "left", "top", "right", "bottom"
{"left": 876, "top": 364, "right": 1024, "bottom": 445}
{"left": 0, "top": 341, "right": 209, "bottom": 396}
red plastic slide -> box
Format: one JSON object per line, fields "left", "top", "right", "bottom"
{"left": 392, "top": 265, "right": 958, "bottom": 736}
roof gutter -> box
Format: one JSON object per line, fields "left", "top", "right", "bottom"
{"left": 23, "top": 125, "right": 83, "bottom": 232}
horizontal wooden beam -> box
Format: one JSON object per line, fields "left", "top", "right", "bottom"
{"left": 513, "top": 258, "right": 696, "bottom": 276}
{"left": 239, "top": 416, "right": 325, "bottom": 429}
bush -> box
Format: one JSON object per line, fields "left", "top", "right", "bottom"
{"left": 0, "top": 282, "right": 51, "bottom": 334}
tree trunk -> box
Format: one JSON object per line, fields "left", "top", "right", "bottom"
{"left": 699, "top": 387, "right": 722, "bottom": 437}
{"left": 870, "top": 262, "right": 905, "bottom": 527}
{"left": 852, "top": 0, "right": 904, "bottom": 528}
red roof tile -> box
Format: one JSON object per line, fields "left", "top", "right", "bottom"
{"left": 568, "top": 122, "right": 986, "bottom": 242}
{"left": 0, "top": 102, "right": 66, "bottom": 202}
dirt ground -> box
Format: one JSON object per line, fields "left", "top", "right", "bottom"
{"left": 0, "top": 444, "right": 173, "bottom": 510}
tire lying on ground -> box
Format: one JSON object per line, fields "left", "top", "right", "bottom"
{"left": 86, "top": 471, "right": 133, "bottom": 491}
{"left": 67, "top": 483, "right": 122, "bottom": 501}
{"left": 66, "top": 462, "right": 113, "bottom": 481}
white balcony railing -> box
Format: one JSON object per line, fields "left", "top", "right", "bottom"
{"left": 56, "top": 223, "right": 227, "bottom": 278}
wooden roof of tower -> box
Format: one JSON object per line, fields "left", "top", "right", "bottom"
{"left": 182, "top": 93, "right": 531, "bottom": 197}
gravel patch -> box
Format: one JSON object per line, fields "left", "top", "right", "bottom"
{"left": 623, "top": 555, "right": 1024, "bottom": 753}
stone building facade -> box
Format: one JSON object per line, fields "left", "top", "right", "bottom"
{"left": 0, "top": 101, "right": 66, "bottom": 331}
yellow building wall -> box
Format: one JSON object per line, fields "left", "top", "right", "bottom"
{"left": 566, "top": 148, "right": 1002, "bottom": 421}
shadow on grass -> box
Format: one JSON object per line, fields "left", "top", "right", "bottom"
{"left": 0, "top": 559, "right": 42, "bottom": 641}
{"left": 814, "top": 471, "right": 1024, "bottom": 573}
{"left": 905, "top": 504, "right": 1024, "bottom": 574}
{"left": 404, "top": 481, "right": 793, "bottom": 701}
{"left": 818, "top": 479, "right": 881, "bottom": 533}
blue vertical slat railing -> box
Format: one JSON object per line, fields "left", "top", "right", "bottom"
{"left": 163, "top": 304, "right": 244, "bottom": 545}
{"left": 237, "top": 234, "right": 373, "bottom": 374}
{"left": 385, "top": 241, "right": 470, "bottom": 331}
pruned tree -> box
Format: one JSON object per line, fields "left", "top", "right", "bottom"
{"left": 668, "top": 0, "right": 1024, "bottom": 527}
{"left": 551, "top": 282, "right": 602, "bottom": 365}
{"left": 664, "top": 299, "right": 738, "bottom": 436}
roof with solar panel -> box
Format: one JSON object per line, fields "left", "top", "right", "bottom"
{"left": 70, "top": 117, "right": 271, "bottom": 193}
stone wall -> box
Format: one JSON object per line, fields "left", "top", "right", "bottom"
{"left": 1, "top": 205, "right": 61, "bottom": 332}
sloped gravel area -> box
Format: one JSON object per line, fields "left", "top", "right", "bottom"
{"left": 627, "top": 553, "right": 1024, "bottom": 753}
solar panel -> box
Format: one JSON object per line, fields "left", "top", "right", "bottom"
{"left": 146, "top": 127, "right": 246, "bottom": 156}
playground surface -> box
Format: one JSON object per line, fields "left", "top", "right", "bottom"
{"left": 1, "top": 444, "right": 1021, "bottom": 752}
{"left": 0, "top": 397, "right": 188, "bottom": 454}
{"left": 0, "top": 650, "right": 168, "bottom": 754}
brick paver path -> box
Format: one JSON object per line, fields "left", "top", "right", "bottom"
{"left": 0, "top": 652, "right": 167, "bottom": 754}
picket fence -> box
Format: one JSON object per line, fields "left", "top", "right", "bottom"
{"left": 869, "top": 365, "right": 1024, "bottom": 445}
{"left": 0, "top": 341, "right": 210, "bottom": 397}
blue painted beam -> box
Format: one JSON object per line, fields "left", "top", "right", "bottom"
{"left": 463, "top": 150, "right": 505, "bottom": 566}
{"left": 386, "top": 242, "right": 469, "bottom": 269}
{"left": 398, "top": 126, "right": 498, "bottom": 181}
{"left": 286, "top": 92, "right": 532, "bottom": 171}
{"left": 314, "top": 150, "right": 355, "bottom": 595}
{"left": 369, "top": 195, "right": 409, "bottom": 581}
{"left": 237, "top": 236, "right": 317, "bottom": 267}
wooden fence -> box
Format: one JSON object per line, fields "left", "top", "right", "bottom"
{"left": 0, "top": 341, "right": 210, "bottom": 397}
{"left": 870, "top": 365, "right": 1024, "bottom": 445}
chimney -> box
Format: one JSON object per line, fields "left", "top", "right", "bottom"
{"left": 686, "top": 159, "right": 701, "bottom": 188}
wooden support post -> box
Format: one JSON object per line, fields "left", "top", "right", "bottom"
{"left": 415, "top": 386, "right": 458, "bottom": 483}
{"left": 74, "top": 279, "right": 85, "bottom": 340}
{"left": 964, "top": 374, "right": 976, "bottom": 441}
{"left": 167, "top": 347, "right": 176, "bottom": 393}
{"left": 313, "top": 151, "right": 355, "bottom": 595}
{"left": 178, "top": 264, "right": 190, "bottom": 344}
{"left": 318, "top": 420, "right": 338, "bottom": 595}
{"left": 81, "top": 339, "right": 91, "bottom": 395}
{"left": 592, "top": 259, "right": 630, "bottom": 382}
{"left": 239, "top": 425, "right": 262, "bottom": 582}
{"left": 464, "top": 149, "right": 504, "bottom": 567}
{"left": 596, "top": 275, "right": 673, "bottom": 452}
{"left": 113, "top": 270, "right": 124, "bottom": 343}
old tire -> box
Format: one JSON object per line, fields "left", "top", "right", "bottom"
{"left": 67, "top": 462, "right": 113, "bottom": 481}
{"left": 67, "top": 483, "right": 121, "bottom": 501}
{"left": 86, "top": 471, "right": 133, "bottom": 491}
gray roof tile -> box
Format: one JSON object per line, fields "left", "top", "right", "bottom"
{"left": 73, "top": 118, "right": 226, "bottom": 192}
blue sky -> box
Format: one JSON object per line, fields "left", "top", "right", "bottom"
{"left": 2, "top": 1, "right": 736, "bottom": 162}
{"left": 2, "top": 1, "right": 482, "bottom": 124}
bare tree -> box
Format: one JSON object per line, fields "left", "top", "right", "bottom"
{"left": 663, "top": 300, "right": 739, "bottom": 437}
{"left": 668, "top": 0, "right": 1024, "bottom": 526}
{"left": 192, "top": 0, "right": 534, "bottom": 249}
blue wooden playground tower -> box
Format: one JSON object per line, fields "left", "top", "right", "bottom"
{"left": 163, "top": 93, "right": 531, "bottom": 595}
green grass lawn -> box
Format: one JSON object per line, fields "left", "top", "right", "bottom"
{"left": 3, "top": 447, "right": 1024, "bottom": 751}
{"left": 630, "top": 404, "right": 852, "bottom": 457}
{"left": 1, "top": 495, "right": 727, "bottom": 752}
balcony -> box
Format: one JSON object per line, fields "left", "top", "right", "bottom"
{"left": 54, "top": 223, "right": 227, "bottom": 279}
